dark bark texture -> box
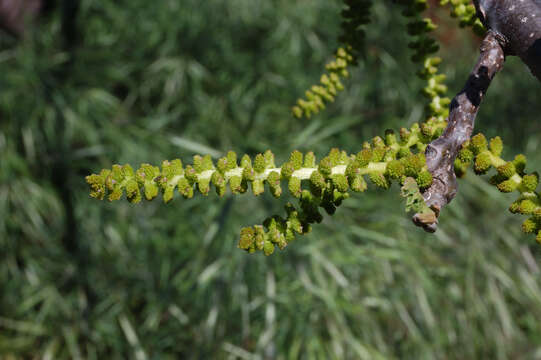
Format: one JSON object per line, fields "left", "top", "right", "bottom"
{"left": 414, "top": 0, "right": 541, "bottom": 232}
{"left": 476, "top": 0, "right": 541, "bottom": 81}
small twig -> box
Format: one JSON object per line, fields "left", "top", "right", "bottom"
{"left": 415, "top": 0, "right": 541, "bottom": 231}
{"left": 413, "top": 31, "right": 505, "bottom": 232}
{"left": 414, "top": 0, "right": 541, "bottom": 231}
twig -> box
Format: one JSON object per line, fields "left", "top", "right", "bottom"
{"left": 415, "top": 0, "right": 541, "bottom": 231}
{"left": 413, "top": 30, "right": 505, "bottom": 232}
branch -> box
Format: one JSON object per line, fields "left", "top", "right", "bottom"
{"left": 473, "top": 0, "right": 541, "bottom": 81}
{"left": 413, "top": 30, "right": 505, "bottom": 231}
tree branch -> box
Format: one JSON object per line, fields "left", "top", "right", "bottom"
{"left": 413, "top": 31, "right": 505, "bottom": 232}
{"left": 473, "top": 0, "right": 541, "bottom": 81}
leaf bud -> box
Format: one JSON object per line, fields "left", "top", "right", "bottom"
{"left": 397, "top": 147, "right": 411, "bottom": 159}
{"left": 86, "top": 171, "right": 109, "bottom": 200}
{"left": 333, "top": 189, "right": 349, "bottom": 206}
{"left": 178, "top": 178, "right": 194, "bottom": 198}
{"left": 143, "top": 183, "right": 159, "bottom": 201}
{"left": 289, "top": 150, "right": 303, "bottom": 170}
{"left": 267, "top": 171, "right": 282, "bottom": 198}
{"left": 521, "top": 173, "right": 539, "bottom": 192}
{"left": 303, "top": 152, "right": 316, "bottom": 168}
{"left": 288, "top": 177, "right": 302, "bottom": 198}
{"left": 497, "top": 179, "right": 518, "bottom": 193}
{"left": 184, "top": 165, "right": 198, "bottom": 183}
{"left": 217, "top": 157, "right": 229, "bottom": 173}
{"left": 254, "top": 153, "right": 266, "bottom": 173}
{"left": 350, "top": 174, "right": 367, "bottom": 192}
{"left": 458, "top": 148, "right": 474, "bottom": 163}
{"left": 513, "top": 154, "right": 527, "bottom": 174}
{"left": 489, "top": 136, "right": 503, "bottom": 156}
{"left": 292, "top": 106, "right": 303, "bottom": 118}
{"left": 163, "top": 185, "right": 174, "bottom": 203}
{"left": 355, "top": 149, "right": 372, "bottom": 168}
{"left": 281, "top": 162, "right": 295, "bottom": 179}
{"left": 403, "top": 154, "right": 423, "bottom": 177}
{"left": 197, "top": 178, "right": 211, "bottom": 196}
{"left": 371, "top": 148, "right": 386, "bottom": 162}
{"left": 240, "top": 154, "right": 252, "bottom": 168}
{"left": 126, "top": 179, "right": 141, "bottom": 203}
{"left": 211, "top": 172, "right": 227, "bottom": 197}
{"left": 386, "top": 160, "right": 405, "bottom": 180}
{"left": 242, "top": 165, "right": 255, "bottom": 181}
{"left": 263, "top": 241, "right": 275, "bottom": 256}
{"left": 399, "top": 127, "right": 411, "bottom": 142}
{"left": 519, "top": 199, "right": 537, "bottom": 215}
{"left": 372, "top": 136, "right": 385, "bottom": 149}
{"left": 251, "top": 179, "right": 265, "bottom": 196}
{"left": 264, "top": 150, "right": 276, "bottom": 168}
{"left": 522, "top": 218, "right": 537, "bottom": 234}
{"left": 239, "top": 227, "right": 256, "bottom": 252}
{"left": 328, "top": 148, "right": 341, "bottom": 166}
{"left": 369, "top": 172, "right": 389, "bottom": 189}
{"left": 416, "top": 170, "right": 433, "bottom": 189}
{"left": 454, "top": 159, "right": 468, "bottom": 178}
{"left": 331, "top": 174, "right": 349, "bottom": 192}
{"left": 227, "top": 151, "right": 238, "bottom": 169}
{"left": 318, "top": 157, "right": 333, "bottom": 176}
{"left": 474, "top": 152, "right": 492, "bottom": 174}
{"left": 470, "top": 133, "right": 488, "bottom": 154}
{"left": 509, "top": 200, "right": 521, "bottom": 214}
{"left": 384, "top": 129, "right": 397, "bottom": 146}
{"left": 228, "top": 175, "right": 244, "bottom": 194}
{"left": 496, "top": 162, "right": 516, "bottom": 179}
{"left": 310, "top": 170, "right": 327, "bottom": 194}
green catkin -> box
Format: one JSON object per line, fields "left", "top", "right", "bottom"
{"left": 456, "top": 136, "right": 541, "bottom": 242}
{"left": 87, "top": 119, "right": 446, "bottom": 255}
{"left": 398, "top": 0, "right": 451, "bottom": 123}
{"left": 438, "top": 0, "right": 485, "bottom": 35}
{"left": 292, "top": 0, "right": 372, "bottom": 119}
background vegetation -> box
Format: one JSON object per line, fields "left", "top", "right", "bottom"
{"left": 1, "top": 0, "right": 541, "bottom": 358}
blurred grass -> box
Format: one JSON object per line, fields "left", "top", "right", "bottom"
{"left": 1, "top": 0, "right": 541, "bottom": 359}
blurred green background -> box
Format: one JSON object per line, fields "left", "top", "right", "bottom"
{"left": 1, "top": 0, "right": 541, "bottom": 359}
